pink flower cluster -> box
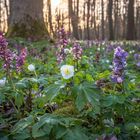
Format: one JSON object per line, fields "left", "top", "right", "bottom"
{"left": 72, "top": 43, "right": 83, "bottom": 60}
{"left": 16, "top": 48, "right": 27, "bottom": 72}
{"left": 56, "top": 26, "right": 68, "bottom": 63}
{"left": 0, "top": 32, "right": 27, "bottom": 73}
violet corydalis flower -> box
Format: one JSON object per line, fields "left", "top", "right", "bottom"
{"left": 56, "top": 26, "right": 69, "bottom": 64}
{"left": 0, "top": 32, "right": 8, "bottom": 58}
{"left": 58, "top": 26, "right": 68, "bottom": 46}
{"left": 3, "top": 49, "right": 14, "bottom": 69}
{"left": 111, "top": 47, "right": 128, "bottom": 83}
{"left": 0, "top": 33, "right": 15, "bottom": 73}
{"left": 134, "top": 53, "right": 140, "bottom": 67}
{"left": 16, "top": 48, "right": 27, "bottom": 72}
{"left": 72, "top": 43, "right": 83, "bottom": 60}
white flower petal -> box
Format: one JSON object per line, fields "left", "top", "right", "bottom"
{"left": 28, "top": 64, "right": 35, "bottom": 71}
{"left": 0, "top": 79, "right": 6, "bottom": 87}
{"left": 61, "top": 65, "right": 74, "bottom": 79}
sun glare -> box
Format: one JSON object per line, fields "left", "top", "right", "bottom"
{"left": 52, "top": 0, "right": 60, "bottom": 8}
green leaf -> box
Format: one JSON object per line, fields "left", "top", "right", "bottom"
{"left": 13, "top": 129, "right": 31, "bottom": 140}
{"left": 86, "top": 74, "right": 94, "bottom": 82}
{"left": 44, "top": 81, "right": 65, "bottom": 102}
{"left": 12, "top": 116, "right": 34, "bottom": 134}
{"left": 55, "top": 125, "right": 67, "bottom": 139}
{"left": 14, "top": 92, "right": 24, "bottom": 109}
{"left": 76, "top": 90, "right": 87, "bottom": 111}
{"left": 75, "top": 82, "right": 100, "bottom": 113}
{"left": 96, "top": 70, "right": 111, "bottom": 79}
{"left": 0, "top": 92, "right": 5, "bottom": 103}
{"left": 102, "top": 95, "right": 126, "bottom": 107}
{"left": 15, "top": 82, "right": 27, "bottom": 89}
{"left": 32, "top": 123, "right": 53, "bottom": 138}
{"left": 63, "top": 127, "right": 89, "bottom": 140}
{"left": 32, "top": 114, "right": 84, "bottom": 139}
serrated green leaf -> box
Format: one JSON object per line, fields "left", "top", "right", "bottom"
{"left": 12, "top": 116, "right": 34, "bottom": 133}
{"left": 15, "top": 82, "right": 27, "bottom": 89}
{"left": 14, "top": 92, "right": 24, "bottom": 109}
{"left": 75, "top": 82, "right": 100, "bottom": 112}
{"left": 63, "top": 127, "right": 89, "bottom": 140}
{"left": 44, "top": 81, "right": 65, "bottom": 102}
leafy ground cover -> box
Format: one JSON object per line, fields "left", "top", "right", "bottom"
{"left": 0, "top": 30, "right": 140, "bottom": 140}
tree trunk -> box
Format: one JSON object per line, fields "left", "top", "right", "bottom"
{"left": 101, "top": 0, "right": 104, "bottom": 40}
{"left": 47, "top": 0, "right": 54, "bottom": 36}
{"left": 87, "top": 0, "right": 91, "bottom": 40}
{"left": 7, "top": 0, "right": 48, "bottom": 39}
{"left": 68, "top": 0, "right": 79, "bottom": 39}
{"left": 126, "top": 0, "right": 135, "bottom": 40}
{"left": 108, "top": 0, "right": 114, "bottom": 40}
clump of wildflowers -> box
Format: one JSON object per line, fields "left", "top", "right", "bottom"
{"left": 58, "top": 26, "right": 68, "bottom": 47}
{"left": 0, "top": 33, "right": 27, "bottom": 74}
{"left": 0, "top": 33, "right": 15, "bottom": 73}
{"left": 111, "top": 47, "right": 128, "bottom": 83}
{"left": 72, "top": 42, "right": 83, "bottom": 60}
{"left": 16, "top": 48, "right": 27, "bottom": 72}
{"left": 0, "top": 32, "right": 8, "bottom": 58}
{"left": 3, "top": 49, "right": 14, "bottom": 70}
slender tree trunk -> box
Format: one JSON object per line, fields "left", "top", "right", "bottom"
{"left": 47, "top": 0, "right": 54, "bottom": 36}
{"left": 87, "top": 0, "right": 90, "bottom": 40}
{"left": 126, "top": 0, "right": 135, "bottom": 40}
{"left": 83, "top": 2, "right": 86, "bottom": 39}
{"left": 101, "top": 0, "right": 104, "bottom": 40}
{"left": 68, "top": 0, "right": 79, "bottom": 39}
{"left": 7, "top": 0, "right": 48, "bottom": 39}
{"left": 136, "top": 6, "right": 140, "bottom": 39}
{"left": 108, "top": 0, "right": 114, "bottom": 40}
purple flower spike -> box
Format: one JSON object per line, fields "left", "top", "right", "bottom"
{"left": 111, "top": 47, "right": 128, "bottom": 83}
{"left": 56, "top": 26, "right": 69, "bottom": 64}
{"left": 16, "top": 48, "right": 27, "bottom": 72}
{"left": 0, "top": 33, "right": 8, "bottom": 58}
{"left": 72, "top": 43, "right": 83, "bottom": 60}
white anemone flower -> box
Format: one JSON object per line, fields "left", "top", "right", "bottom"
{"left": 106, "top": 60, "right": 110, "bottom": 63}
{"left": 61, "top": 65, "right": 74, "bottom": 79}
{"left": 28, "top": 64, "right": 35, "bottom": 71}
{"left": 0, "top": 78, "right": 6, "bottom": 87}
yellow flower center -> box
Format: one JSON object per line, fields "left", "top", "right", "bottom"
{"left": 64, "top": 68, "right": 70, "bottom": 75}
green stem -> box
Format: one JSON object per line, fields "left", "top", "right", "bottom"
{"left": 34, "top": 70, "right": 37, "bottom": 78}
{"left": 8, "top": 98, "right": 18, "bottom": 114}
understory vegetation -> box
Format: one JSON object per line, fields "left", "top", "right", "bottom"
{"left": 0, "top": 30, "right": 140, "bottom": 140}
